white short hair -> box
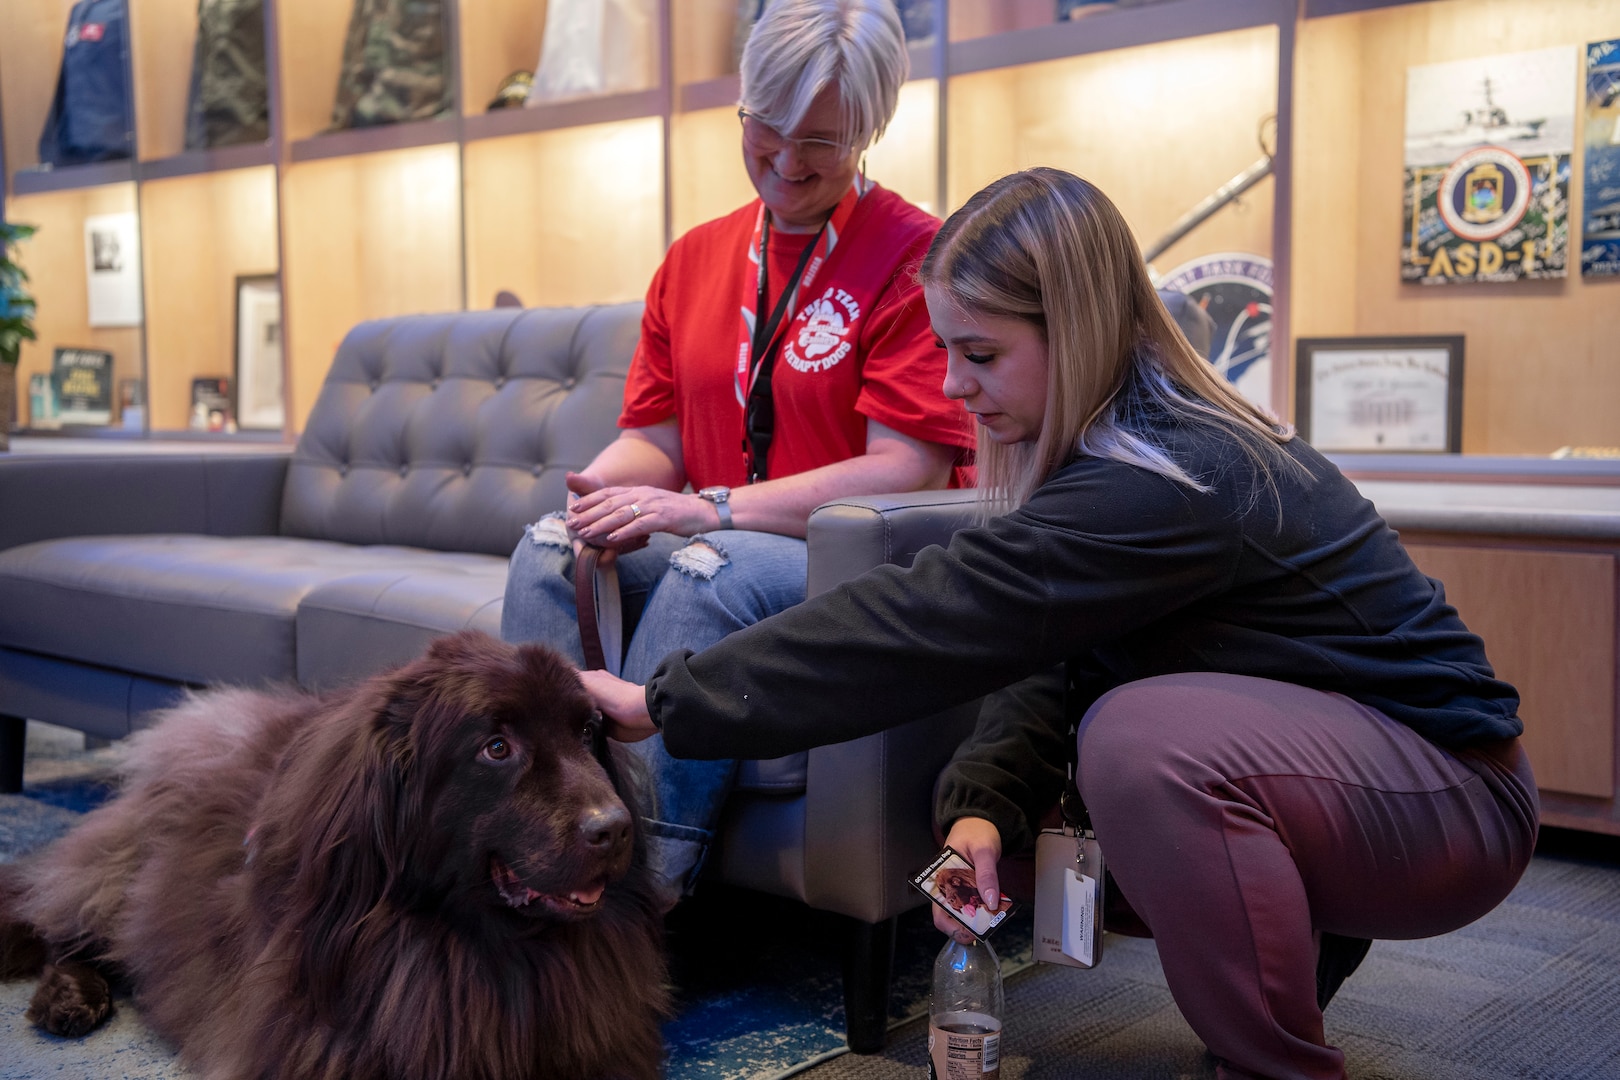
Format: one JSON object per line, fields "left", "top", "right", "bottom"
{"left": 740, "top": 0, "right": 909, "bottom": 149}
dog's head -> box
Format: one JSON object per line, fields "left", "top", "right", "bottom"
{"left": 399, "top": 631, "right": 637, "bottom": 921}
{"left": 276, "top": 631, "right": 644, "bottom": 929}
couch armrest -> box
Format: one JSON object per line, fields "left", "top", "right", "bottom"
{"left": 0, "top": 452, "right": 290, "bottom": 553}
{"left": 798, "top": 489, "right": 982, "bottom": 923}
{"left": 805, "top": 489, "right": 980, "bottom": 596}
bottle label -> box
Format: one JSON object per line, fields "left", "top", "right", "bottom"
{"left": 927, "top": 1013, "right": 1001, "bottom": 1078}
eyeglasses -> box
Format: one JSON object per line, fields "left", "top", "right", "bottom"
{"left": 738, "top": 107, "right": 857, "bottom": 170}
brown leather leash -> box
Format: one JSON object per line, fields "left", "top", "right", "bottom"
{"left": 573, "top": 543, "right": 609, "bottom": 672}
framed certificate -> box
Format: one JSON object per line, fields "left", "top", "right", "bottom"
{"left": 1295, "top": 336, "right": 1464, "bottom": 453}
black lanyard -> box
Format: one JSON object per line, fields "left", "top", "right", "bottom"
{"left": 743, "top": 214, "right": 826, "bottom": 483}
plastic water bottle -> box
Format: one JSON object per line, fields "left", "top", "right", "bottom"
{"left": 927, "top": 936, "right": 1004, "bottom": 1078}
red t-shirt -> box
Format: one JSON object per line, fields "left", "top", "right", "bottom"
{"left": 620, "top": 184, "right": 972, "bottom": 489}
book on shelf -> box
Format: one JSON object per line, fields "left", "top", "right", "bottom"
{"left": 50, "top": 347, "right": 114, "bottom": 425}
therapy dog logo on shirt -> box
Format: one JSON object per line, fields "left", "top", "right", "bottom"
{"left": 786, "top": 287, "right": 861, "bottom": 373}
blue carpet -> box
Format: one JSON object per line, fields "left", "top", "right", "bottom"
{"left": 0, "top": 722, "right": 1031, "bottom": 1080}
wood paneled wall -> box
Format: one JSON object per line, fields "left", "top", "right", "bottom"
{"left": 1293, "top": 0, "right": 1620, "bottom": 455}
{"left": 946, "top": 25, "right": 1279, "bottom": 270}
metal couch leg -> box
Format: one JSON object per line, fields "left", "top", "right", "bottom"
{"left": 0, "top": 714, "right": 24, "bottom": 794}
{"left": 841, "top": 914, "right": 897, "bottom": 1054}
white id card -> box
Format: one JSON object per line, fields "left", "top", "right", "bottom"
{"left": 1033, "top": 827, "right": 1105, "bottom": 969}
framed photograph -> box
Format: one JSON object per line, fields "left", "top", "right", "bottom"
{"left": 84, "top": 213, "right": 143, "bottom": 327}
{"left": 191, "top": 376, "right": 234, "bottom": 432}
{"left": 233, "top": 274, "right": 284, "bottom": 431}
{"left": 1296, "top": 336, "right": 1464, "bottom": 453}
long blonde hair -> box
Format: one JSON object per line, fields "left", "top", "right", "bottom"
{"left": 920, "top": 168, "right": 1299, "bottom": 513}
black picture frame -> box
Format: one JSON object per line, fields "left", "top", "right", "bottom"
{"left": 232, "top": 273, "right": 284, "bottom": 432}
{"left": 1295, "top": 335, "right": 1465, "bottom": 453}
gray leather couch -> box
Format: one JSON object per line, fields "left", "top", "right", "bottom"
{"left": 0, "top": 302, "right": 976, "bottom": 1051}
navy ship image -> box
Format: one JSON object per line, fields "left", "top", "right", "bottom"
{"left": 1408, "top": 76, "right": 1547, "bottom": 151}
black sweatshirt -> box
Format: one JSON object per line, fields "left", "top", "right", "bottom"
{"left": 645, "top": 412, "right": 1521, "bottom": 852}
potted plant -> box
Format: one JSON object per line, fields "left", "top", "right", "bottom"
{"left": 0, "top": 221, "right": 39, "bottom": 452}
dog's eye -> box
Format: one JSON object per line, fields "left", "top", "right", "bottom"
{"left": 482, "top": 737, "right": 512, "bottom": 762}
{"left": 582, "top": 711, "right": 605, "bottom": 752}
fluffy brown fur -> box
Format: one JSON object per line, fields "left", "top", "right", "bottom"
{"left": 0, "top": 631, "right": 668, "bottom": 1080}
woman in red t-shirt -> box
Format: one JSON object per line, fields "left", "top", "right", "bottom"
{"left": 501, "top": 0, "right": 971, "bottom": 902}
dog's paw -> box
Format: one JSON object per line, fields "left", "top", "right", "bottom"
{"left": 25, "top": 961, "right": 113, "bottom": 1038}
{"left": 0, "top": 918, "right": 48, "bottom": 978}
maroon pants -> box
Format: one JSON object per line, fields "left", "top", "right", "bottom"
{"left": 1077, "top": 673, "right": 1538, "bottom": 1080}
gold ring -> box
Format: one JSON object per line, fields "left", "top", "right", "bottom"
{"left": 630, "top": 504, "right": 642, "bottom": 519}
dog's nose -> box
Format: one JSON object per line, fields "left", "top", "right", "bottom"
{"left": 579, "top": 803, "right": 631, "bottom": 849}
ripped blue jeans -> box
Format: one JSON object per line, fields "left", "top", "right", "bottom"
{"left": 501, "top": 513, "right": 808, "bottom": 896}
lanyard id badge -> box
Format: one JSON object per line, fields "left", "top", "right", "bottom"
{"left": 1033, "top": 745, "right": 1105, "bottom": 968}
{"left": 1033, "top": 825, "right": 1105, "bottom": 968}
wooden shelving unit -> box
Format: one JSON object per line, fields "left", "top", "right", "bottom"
{"left": 0, "top": 0, "right": 1613, "bottom": 452}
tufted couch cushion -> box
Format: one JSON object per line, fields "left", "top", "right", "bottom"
{"left": 282, "top": 304, "right": 639, "bottom": 555}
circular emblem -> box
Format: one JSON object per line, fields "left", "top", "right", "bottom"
{"left": 1437, "top": 146, "right": 1531, "bottom": 242}
{"left": 784, "top": 287, "right": 861, "bottom": 374}
{"left": 1156, "top": 253, "right": 1273, "bottom": 410}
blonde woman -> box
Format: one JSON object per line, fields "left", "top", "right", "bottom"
{"left": 584, "top": 168, "right": 1537, "bottom": 1079}
{"left": 501, "top": 0, "right": 971, "bottom": 902}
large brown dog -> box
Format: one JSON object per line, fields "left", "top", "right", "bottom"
{"left": 0, "top": 631, "right": 668, "bottom": 1080}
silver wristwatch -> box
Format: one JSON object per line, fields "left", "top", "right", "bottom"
{"left": 698, "top": 486, "right": 733, "bottom": 529}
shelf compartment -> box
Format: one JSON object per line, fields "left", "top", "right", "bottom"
{"left": 458, "top": 0, "right": 549, "bottom": 121}
{"left": 464, "top": 117, "right": 664, "bottom": 310}
{"left": 1, "top": 1, "right": 101, "bottom": 192}
{"left": 280, "top": 144, "right": 463, "bottom": 427}
{"left": 5, "top": 182, "right": 145, "bottom": 432}
{"left": 139, "top": 166, "right": 280, "bottom": 433}
{"left": 276, "top": 0, "right": 360, "bottom": 143}
{"left": 130, "top": 0, "right": 203, "bottom": 162}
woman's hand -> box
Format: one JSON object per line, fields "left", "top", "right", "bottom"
{"left": 565, "top": 472, "right": 719, "bottom": 550}
{"left": 935, "top": 817, "right": 1004, "bottom": 944}
{"left": 577, "top": 669, "right": 658, "bottom": 742}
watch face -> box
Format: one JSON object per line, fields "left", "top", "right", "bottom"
{"left": 700, "top": 486, "right": 730, "bottom": 502}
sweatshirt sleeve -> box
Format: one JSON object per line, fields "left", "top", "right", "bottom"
{"left": 933, "top": 666, "right": 1070, "bottom": 856}
{"left": 646, "top": 459, "right": 1243, "bottom": 761}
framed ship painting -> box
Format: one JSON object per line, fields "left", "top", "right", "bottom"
{"left": 1402, "top": 46, "right": 1576, "bottom": 285}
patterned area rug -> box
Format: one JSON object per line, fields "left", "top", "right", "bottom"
{"left": 0, "top": 722, "right": 1031, "bottom": 1080}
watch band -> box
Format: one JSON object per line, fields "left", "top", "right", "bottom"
{"left": 713, "top": 499, "right": 734, "bottom": 529}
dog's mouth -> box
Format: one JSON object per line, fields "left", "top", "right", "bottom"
{"left": 490, "top": 857, "right": 607, "bottom": 917}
